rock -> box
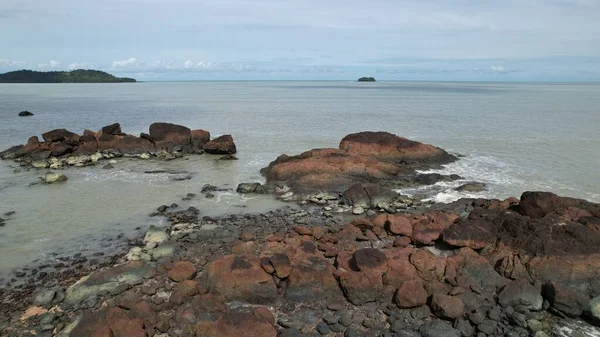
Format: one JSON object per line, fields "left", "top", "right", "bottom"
{"left": 64, "top": 260, "right": 156, "bottom": 306}
{"left": 269, "top": 253, "right": 292, "bottom": 278}
{"left": 18, "top": 110, "right": 34, "bottom": 116}
{"left": 543, "top": 281, "right": 589, "bottom": 317}
{"left": 100, "top": 123, "right": 122, "bottom": 135}
{"left": 168, "top": 261, "right": 197, "bottom": 282}
{"left": 395, "top": 279, "right": 428, "bottom": 308}
{"left": 208, "top": 254, "right": 278, "bottom": 304}
{"left": 430, "top": 294, "right": 465, "bottom": 319}
{"left": 191, "top": 129, "right": 211, "bottom": 150}
{"left": 419, "top": 320, "right": 462, "bottom": 337}
{"left": 586, "top": 296, "right": 600, "bottom": 325}
{"left": 149, "top": 122, "right": 191, "bottom": 149}
{"left": 194, "top": 308, "right": 277, "bottom": 337}
{"left": 455, "top": 182, "right": 487, "bottom": 193}
{"left": 42, "top": 172, "right": 68, "bottom": 184}
{"left": 237, "top": 182, "right": 268, "bottom": 194}
{"left": 352, "top": 206, "right": 364, "bottom": 215}
{"left": 339, "top": 131, "right": 456, "bottom": 165}
{"left": 204, "top": 135, "right": 237, "bottom": 154}
{"left": 34, "top": 289, "right": 58, "bottom": 308}
{"left": 42, "top": 129, "right": 79, "bottom": 143}
{"left": 220, "top": 154, "right": 238, "bottom": 160}
{"left": 143, "top": 225, "right": 169, "bottom": 247}
{"left": 498, "top": 279, "right": 543, "bottom": 311}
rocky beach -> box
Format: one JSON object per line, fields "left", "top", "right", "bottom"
{"left": 1, "top": 125, "right": 600, "bottom": 337}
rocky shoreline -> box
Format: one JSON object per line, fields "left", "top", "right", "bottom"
{"left": 1, "top": 130, "right": 599, "bottom": 337}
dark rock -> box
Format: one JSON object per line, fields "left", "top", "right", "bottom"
{"left": 204, "top": 135, "right": 237, "bottom": 154}
{"left": 149, "top": 122, "right": 191, "bottom": 149}
{"left": 18, "top": 110, "right": 34, "bottom": 117}
{"left": 498, "top": 280, "right": 543, "bottom": 311}
{"left": 455, "top": 182, "right": 487, "bottom": 193}
{"left": 237, "top": 182, "right": 268, "bottom": 194}
{"left": 42, "top": 129, "right": 79, "bottom": 143}
{"left": 419, "top": 320, "right": 462, "bottom": 337}
{"left": 543, "top": 281, "right": 589, "bottom": 318}
{"left": 101, "top": 123, "right": 122, "bottom": 135}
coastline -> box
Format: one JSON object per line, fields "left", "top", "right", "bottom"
{"left": 1, "top": 128, "right": 600, "bottom": 337}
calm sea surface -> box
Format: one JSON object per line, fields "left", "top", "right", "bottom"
{"left": 0, "top": 81, "right": 599, "bottom": 276}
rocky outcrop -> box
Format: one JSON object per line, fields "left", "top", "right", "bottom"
{"left": 204, "top": 135, "right": 237, "bottom": 154}
{"left": 7, "top": 191, "right": 600, "bottom": 337}
{"left": 0, "top": 122, "right": 238, "bottom": 166}
{"left": 261, "top": 131, "right": 457, "bottom": 192}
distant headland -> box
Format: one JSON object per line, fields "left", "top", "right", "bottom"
{"left": 0, "top": 69, "right": 136, "bottom": 83}
{"left": 357, "top": 76, "right": 376, "bottom": 82}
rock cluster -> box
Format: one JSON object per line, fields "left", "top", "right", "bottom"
{"left": 0, "top": 122, "right": 237, "bottom": 168}
{"left": 4, "top": 191, "right": 600, "bottom": 337}
{"left": 261, "top": 131, "right": 457, "bottom": 192}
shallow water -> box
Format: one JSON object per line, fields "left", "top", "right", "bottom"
{"left": 0, "top": 81, "right": 599, "bottom": 275}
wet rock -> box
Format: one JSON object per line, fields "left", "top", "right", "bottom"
{"left": 64, "top": 260, "right": 156, "bottom": 306}
{"left": 455, "top": 182, "right": 487, "bottom": 193}
{"left": 204, "top": 135, "right": 237, "bottom": 154}
{"left": 498, "top": 279, "right": 543, "bottom": 311}
{"left": 19, "top": 110, "right": 34, "bottom": 117}
{"left": 237, "top": 182, "right": 268, "bottom": 194}
{"left": 543, "top": 281, "right": 589, "bottom": 318}
{"left": 168, "top": 261, "right": 197, "bottom": 282}
{"left": 586, "top": 296, "right": 600, "bottom": 325}
{"left": 220, "top": 154, "right": 238, "bottom": 160}
{"left": 42, "top": 172, "right": 68, "bottom": 184}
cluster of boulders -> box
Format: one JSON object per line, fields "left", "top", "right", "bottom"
{"left": 260, "top": 131, "right": 458, "bottom": 193}
{"left": 5, "top": 191, "right": 600, "bottom": 337}
{"left": 0, "top": 122, "right": 237, "bottom": 168}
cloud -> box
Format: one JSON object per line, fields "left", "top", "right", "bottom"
{"left": 490, "top": 65, "right": 507, "bottom": 74}
{"left": 68, "top": 62, "right": 95, "bottom": 70}
{"left": 0, "top": 59, "right": 25, "bottom": 68}
{"left": 37, "top": 60, "right": 62, "bottom": 68}
{"left": 112, "top": 57, "right": 145, "bottom": 68}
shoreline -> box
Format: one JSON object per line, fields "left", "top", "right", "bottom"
{"left": 2, "top": 128, "right": 600, "bottom": 337}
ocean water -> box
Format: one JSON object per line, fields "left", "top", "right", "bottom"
{"left": 0, "top": 81, "right": 599, "bottom": 276}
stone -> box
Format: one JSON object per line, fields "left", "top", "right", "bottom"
{"left": 168, "top": 261, "right": 197, "bottom": 282}
{"left": 586, "top": 296, "right": 600, "bottom": 325}
{"left": 270, "top": 253, "right": 292, "bottom": 278}
{"left": 149, "top": 122, "right": 191, "bottom": 149}
{"left": 191, "top": 129, "right": 211, "bottom": 149}
{"left": 430, "top": 294, "right": 465, "bottom": 319}
{"left": 143, "top": 225, "right": 169, "bottom": 247}
{"left": 543, "top": 281, "right": 589, "bottom": 318}
{"left": 454, "top": 182, "right": 486, "bottom": 193}
{"left": 316, "top": 322, "right": 330, "bottom": 335}
{"left": 395, "top": 279, "right": 428, "bottom": 308}
{"left": 42, "top": 172, "right": 68, "bottom": 184}
{"left": 419, "top": 320, "right": 462, "bottom": 337}
{"left": 208, "top": 254, "right": 278, "bottom": 304}
{"left": 498, "top": 280, "right": 543, "bottom": 311}
{"left": 101, "top": 123, "right": 122, "bottom": 135}
{"left": 237, "top": 182, "right": 267, "bottom": 194}
{"left": 195, "top": 308, "right": 277, "bottom": 337}
{"left": 42, "top": 129, "right": 79, "bottom": 143}
{"left": 19, "top": 110, "right": 34, "bottom": 116}
{"left": 204, "top": 135, "right": 237, "bottom": 154}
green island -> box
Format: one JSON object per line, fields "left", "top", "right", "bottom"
{"left": 357, "top": 76, "right": 376, "bottom": 82}
{"left": 0, "top": 69, "right": 136, "bottom": 83}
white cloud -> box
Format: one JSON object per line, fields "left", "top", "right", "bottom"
{"left": 112, "top": 57, "right": 145, "bottom": 68}
{"left": 68, "top": 62, "right": 94, "bottom": 70}
{"left": 37, "top": 60, "right": 62, "bottom": 68}
{"left": 0, "top": 59, "right": 25, "bottom": 68}
{"left": 491, "top": 65, "right": 505, "bottom": 73}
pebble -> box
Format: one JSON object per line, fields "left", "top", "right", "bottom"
{"left": 344, "top": 327, "right": 358, "bottom": 337}
{"left": 339, "top": 313, "right": 353, "bottom": 327}
{"left": 316, "top": 322, "right": 330, "bottom": 335}
{"left": 330, "top": 323, "right": 345, "bottom": 332}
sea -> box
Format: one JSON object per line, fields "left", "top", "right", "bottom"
{"left": 0, "top": 81, "right": 599, "bottom": 281}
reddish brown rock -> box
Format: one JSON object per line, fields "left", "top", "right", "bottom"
{"left": 394, "top": 279, "right": 428, "bottom": 308}
{"left": 195, "top": 309, "right": 277, "bottom": 337}
{"left": 442, "top": 217, "right": 495, "bottom": 249}
{"left": 204, "top": 135, "right": 237, "bottom": 154}
{"left": 101, "top": 123, "right": 122, "bottom": 135}
{"left": 168, "top": 261, "right": 197, "bottom": 282}
{"left": 430, "top": 294, "right": 465, "bottom": 319}
{"left": 393, "top": 236, "right": 412, "bottom": 247}
{"left": 208, "top": 255, "right": 278, "bottom": 303}
{"left": 49, "top": 142, "right": 74, "bottom": 157}
{"left": 409, "top": 249, "right": 445, "bottom": 282}
{"left": 97, "top": 134, "right": 155, "bottom": 152}
{"left": 191, "top": 129, "right": 210, "bottom": 149}
{"left": 78, "top": 134, "right": 98, "bottom": 153}
{"left": 42, "top": 128, "right": 79, "bottom": 143}
{"left": 382, "top": 214, "right": 413, "bottom": 236}
{"left": 269, "top": 253, "right": 292, "bottom": 278}
{"left": 170, "top": 280, "right": 200, "bottom": 304}
{"left": 383, "top": 248, "right": 419, "bottom": 286}
{"left": 149, "top": 122, "right": 191, "bottom": 149}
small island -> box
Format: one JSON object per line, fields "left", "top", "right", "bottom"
{"left": 0, "top": 69, "right": 136, "bottom": 83}
{"left": 357, "top": 76, "right": 376, "bottom": 82}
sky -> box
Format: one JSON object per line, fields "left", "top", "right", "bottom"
{"left": 1, "top": 0, "right": 600, "bottom": 81}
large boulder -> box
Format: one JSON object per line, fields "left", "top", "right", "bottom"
{"left": 97, "top": 134, "right": 155, "bottom": 152}
{"left": 543, "top": 281, "right": 589, "bottom": 318}
{"left": 204, "top": 135, "right": 237, "bottom": 154}
{"left": 207, "top": 255, "right": 277, "bottom": 304}
{"left": 339, "top": 131, "right": 456, "bottom": 166}
{"left": 149, "top": 122, "right": 191, "bottom": 149}
{"left": 42, "top": 129, "right": 79, "bottom": 143}
{"left": 100, "top": 123, "right": 122, "bottom": 136}
{"left": 498, "top": 279, "right": 543, "bottom": 311}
